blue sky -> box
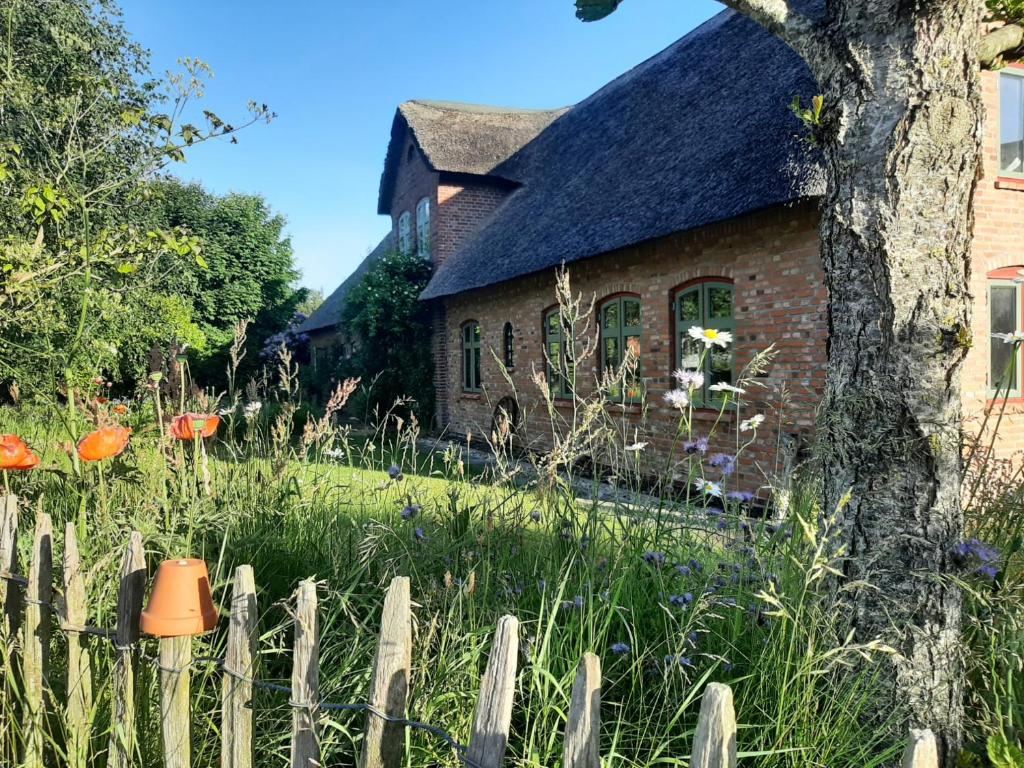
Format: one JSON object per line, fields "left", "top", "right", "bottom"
{"left": 119, "top": 0, "right": 721, "bottom": 293}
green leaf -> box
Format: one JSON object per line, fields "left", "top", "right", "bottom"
{"left": 987, "top": 734, "right": 1024, "bottom": 768}
{"left": 195, "top": 254, "right": 209, "bottom": 269}
{"left": 116, "top": 263, "right": 137, "bottom": 274}
{"left": 574, "top": 0, "right": 623, "bottom": 21}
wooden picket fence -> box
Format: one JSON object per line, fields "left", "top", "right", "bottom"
{"left": 0, "top": 496, "right": 941, "bottom": 768}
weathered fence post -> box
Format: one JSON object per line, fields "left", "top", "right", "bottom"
{"left": 691, "top": 682, "right": 737, "bottom": 768}
{"left": 222, "top": 564, "right": 257, "bottom": 768}
{"left": 466, "top": 614, "right": 519, "bottom": 768}
{"left": 901, "top": 729, "right": 939, "bottom": 768}
{"left": 0, "top": 495, "right": 21, "bottom": 766}
{"left": 108, "top": 531, "right": 146, "bottom": 768}
{"left": 0, "top": 494, "right": 20, "bottom": 638}
{"left": 159, "top": 635, "right": 192, "bottom": 768}
{"left": 563, "top": 652, "right": 601, "bottom": 768}
{"left": 23, "top": 510, "right": 53, "bottom": 768}
{"left": 359, "top": 575, "right": 411, "bottom": 768}
{"left": 63, "top": 522, "right": 93, "bottom": 768}
{"left": 290, "top": 579, "right": 320, "bottom": 768}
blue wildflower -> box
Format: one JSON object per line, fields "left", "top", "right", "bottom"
{"left": 684, "top": 437, "right": 709, "bottom": 455}
{"left": 387, "top": 464, "right": 402, "bottom": 480}
{"left": 414, "top": 527, "right": 426, "bottom": 541}
{"left": 401, "top": 504, "right": 420, "bottom": 520}
{"left": 728, "top": 490, "right": 755, "bottom": 504}
{"left": 530, "top": 509, "right": 542, "bottom": 522}
{"left": 675, "top": 564, "right": 692, "bottom": 577}
{"left": 643, "top": 551, "right": 667, "bottom": 568}
{"left": 610, "top": 642, "right": 631, "bottom": 656}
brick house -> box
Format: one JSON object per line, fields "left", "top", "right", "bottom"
{"left": 302, "top": 8, "right": 1024, "bottom": 490}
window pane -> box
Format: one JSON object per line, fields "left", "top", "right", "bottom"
{"left": 624, "top": 299, "right": 641, "bottom": 327}
{"left": 473, "top": 324, "right": 481, "bottom": 343}
{"left": 604, "top": 337, "right": 620, "bottom": 369}
{"left": 1002, "top": 74, "right": 1024, "bottom": 174}
{"left": 465, "top": 353, "right": 472, "bottom": 389}
{"left": 474, "top": 348, "right": 481, "bottom": 389}
{"left": 680, "top": 335, "right": 701, "bottom": 370}
{"left": 678, "top": 290, "right": 700, "bottom": 323}
{"left": 709, "top": 347, "right": 734, "bottom": 389}
{"left": 547, "top": 312, "right": 560, "bottom": 337}
{"left": 603, "top": 302, "right": 619, "bottom": 330}
{"left": 708, "top": 286, "right": 733, "bottom": 319}
{"left": 992, "top": 285, "right": 1019, "bottom": 391}
{"left": 464, "top": 325, "right": 471, "bottom": 343}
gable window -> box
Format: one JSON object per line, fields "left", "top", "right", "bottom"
{"left": 675, "top": 280, "right": 735, "bottom": 404}
{"left": 502, "top": 322, "right": 515, "bottom": 368}
{"left": 416, "top": 197, "right": 431, "bottom": 258}
{"left": 543, "top": 308, "right": 573, "bottom": 399}
{"left": 1001, "top": 70, "right": 1024, "bottom": 177}
{"left": 599, "top": 295, "right": 643, "bottom": 402}
{"left": 398, "top": 212, "right": 412, "bottom": 255}
{"left": 990, "top": 268, "right": 1024, "bottom": 398}
{"left": 462, "top": 322, "right": 482, "bottom": 392}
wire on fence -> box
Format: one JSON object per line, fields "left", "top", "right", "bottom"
{"left": 0, "top": 570, "right": 486, "bottom": 768}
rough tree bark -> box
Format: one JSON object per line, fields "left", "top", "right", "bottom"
{"left": 722, "top": 1, "right": 984, "bottom": 761}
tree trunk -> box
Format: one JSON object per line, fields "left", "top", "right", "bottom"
{"left": 816, "top": 2, "right": 982, "bottom": 761}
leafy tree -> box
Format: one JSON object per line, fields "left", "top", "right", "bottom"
{"left": 339, "top": 249, "right": 434, "bottom": 422}
{"left": 0, "top": 0, "right": 273, "bottom": 401}
{"left": 140, "top": 179, "right": 305, "bottom": 386}
{"left": 575, "top": 0, "right": 1024, "bottom": 758}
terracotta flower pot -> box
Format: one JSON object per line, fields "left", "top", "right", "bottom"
{"left": 140, "top": 558, "right": 219, "bottom": 637}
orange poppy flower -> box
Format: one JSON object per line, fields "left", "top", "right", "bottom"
{"left": 113, "top": 404, "right": 128, "bottom": 415}
{"left": 171, "top": 413, "right": 221, "bottom": 440}
{"left": 77, "top": 426, "right": 131, "bottom": 462}
{"left": 95, "top": 396, "right": 109, "bottom": 405}
{"left": 8, "top": 450, "right": 40, "bottom": 471}
{"left": 0, "top": 435, "right": 30, "bottom": 469}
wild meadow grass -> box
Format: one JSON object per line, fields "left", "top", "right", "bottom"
{"left": 0, "top": 288, "right": 1020, "bottom": 766}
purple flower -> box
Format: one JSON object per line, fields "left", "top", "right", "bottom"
{"left": 687, "top": 630, "right": 700, "bottom": 646}
{"left": 387, "top": 464, "right": 403, "bottom": 480}
{"left": 675, "top": 564, "right": 692, "bottom": 577}
{"left": 562, "top": 595, "right": 585, "bottom": 611}
{"left": 976, "top": 564, "right": 999, "bottom": 581}
{"left": 728, "top": 491, "right": 755, "bottom": 504}
{"left": 668, "top": 593, "right": 693, "bottom": 608}
{"left": 643, "top": 551, "right": 667, "bottom": 568}
{"left": 401, "top": 504, "right": 421, "bottom": 520}
{"left": 414, "top": 527, "right": 427, "bottom": 541}
{"left": 684, "top": 437, "right": 710, "bottom": 455}
{"left": 610, "top": 642, "right": 632, "bottom": 656}
{"left": 530, "top": 509, "right": 542, "bottom": 522}
{"left": 952, "top": 538, "right": 1000, "bottom": 564}
{"left": 664, "top": 654, "right": 694, "bottom": 668}
{"left": 688, "top": 558, "right": 703, "bottom": 573}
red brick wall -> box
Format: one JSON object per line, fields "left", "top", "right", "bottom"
{"left": 436, "top": 180, "right": 509, "bottom": 266}
{"left": 964, "top": 67, "right": 1024, "bottom": 463}
{"left": 439, "top": 203, "right": 827, "bottom": 495}
{"left": 388, "top": 135, "right": 439, "bottom": 259}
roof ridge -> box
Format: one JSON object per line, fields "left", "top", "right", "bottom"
{"left": 403, "top": 99, "right": 569, "bottom": 115}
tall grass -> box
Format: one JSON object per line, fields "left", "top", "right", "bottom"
{"left": 0, "top": 281, "right": 1019, "bottom": 766}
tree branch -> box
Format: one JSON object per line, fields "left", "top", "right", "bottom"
{"left": 717, "top": 0, "right": 835, "bottom": 77}
{"left": 980, "top": 24, "right": 1024, "bottom": 66}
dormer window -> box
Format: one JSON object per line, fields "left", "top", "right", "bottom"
{"left": 398, "top": 211, "right": 412, "bottom": 255}
{"left": 416, "top": 197, "right": 431, "bottom": 258}
{"left": 1001, "top": 69, "right": 1024, "bottom": 177}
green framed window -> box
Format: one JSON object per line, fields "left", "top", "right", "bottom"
{"left": 398, "top": 211, "right": 412, "bottom": 255}
{"left": 416, "top": 197, "right": 431, "bottom": 258}
{"left": 462, "top": 322, "right": 482, "bottom": 392}
{"left": 990, "top": 278, "right": 1022, "bottom": 397}
{"left": 599, "top": 295, "right": 643, "bottom": 402}
{"left": 675, "top": 281, "right": 735, "bottom": 404}
{"left": 543, "top": 308, "right": 573, "bottom": 398}
{"left": 1001, "top": 69, "right": 1024, "bottom": 178}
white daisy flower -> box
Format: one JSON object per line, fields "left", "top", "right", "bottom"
{"left": 243, "top": 401, "right": 263, "bottom": 415}
{"left": 740, "top": 414, "right": 765, "bottom": 432}
{"left": 688, "top": 326, "right": 733, "bottom": 349}
{"left": 673, "top": 369, "right": 705, "bottom": 390}
{"left": 663, "top": 388, "right": 690, "bottom": 410}
{"left": 693, "top": 479, "right": 722, "bottom": 497}
{"left": 709, "top": 383, "right": 745, "bottom": 395}
{"left": 625, "top": 441, "right": 648, "bottom": 452}
{"left": 993, "top": 331, "right": 1024, "bottom": 344}
{"left": 324, "top": 448, "right": 346, "bottom": 460}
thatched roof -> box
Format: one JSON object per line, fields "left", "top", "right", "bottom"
{"left": 377, "top": 101, "right": 568, "bottom": 214}
{"left": 298, "top": 232, "right": 394, "bottom": 334}
{"left": 420, "top": 8, "right": 824, "bottom": 301}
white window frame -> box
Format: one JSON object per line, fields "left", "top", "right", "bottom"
{"left": 1000, "top": 68, "right": 1024, "bottom": 179}
{"left": 397, "top": 211, "right": 412, "bottom": 255}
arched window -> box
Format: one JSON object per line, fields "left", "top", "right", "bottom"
{"left": 543, "top": 307, "right": 572, "bottom": 398}
{"left": 502, "top": 322, "right": 515, "bottom": 368}
{"left": 462, "top": 322, "right": 482, "bottom": 392}
{"left": 416, "top": 197, "right": 431, "bottom": 258}
{"left": 674, "top": 280, "right": 735, "bottom": 404}
{"left": 989, "top": 267, "right": 1024, "bottom": 397}
{"left": 599, "top": 295, "right": 642, "bottom": 402}
{"left": 397, "top": 211, "right": 412, "bottom": 255}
